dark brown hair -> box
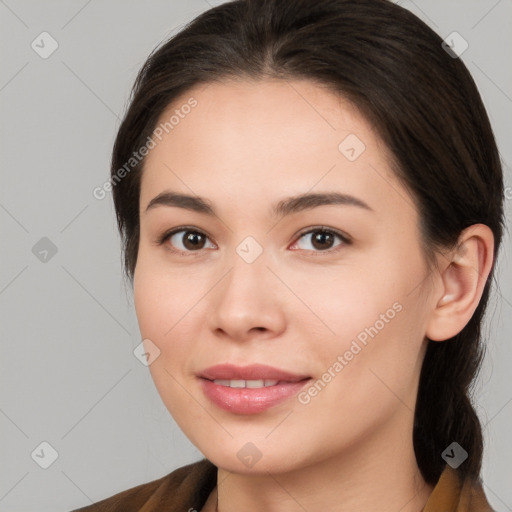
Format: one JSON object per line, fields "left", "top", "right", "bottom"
{"left": 110, "top": 0, "right": 504, "bottom": 485}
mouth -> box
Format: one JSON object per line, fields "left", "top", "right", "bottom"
{"left": 197, "top": 363, "right": 310, "bottom": 383}
{"left": 204, "top": 378, "right": 296, "bottom": 388}
{"left": 197, "top": 363, "right": 312, "bottom": 414}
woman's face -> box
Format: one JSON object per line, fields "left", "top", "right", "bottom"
{"left": 134, "top": 78, "right": 437, "bottom": 474}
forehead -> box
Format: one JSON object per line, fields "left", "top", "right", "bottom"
{"left": 139, "top": 78, "right": 407, "bottom": 220}
{"left": 147, "top": 78, "right": 377, "bottom": 160}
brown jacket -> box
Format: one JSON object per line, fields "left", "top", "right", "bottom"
{"left": 71, "top": 458, "right": 495, "bottom": 511}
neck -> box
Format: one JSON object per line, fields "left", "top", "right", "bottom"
{"left": 211, "top": 410, "right": 434, "bottom": 512}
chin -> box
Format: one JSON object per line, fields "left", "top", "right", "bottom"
{"left": 200, "top": 440, "right": 311, "bottom": 476}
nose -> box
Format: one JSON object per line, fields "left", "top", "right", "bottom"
{"left": 205, "top": 252, "right": 287, "bottom": 343}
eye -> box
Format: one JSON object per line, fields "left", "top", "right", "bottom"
{"left": 290, "top": 227, "right": 350, "bottom": 253}
{"left": 158, "top": 227, "right": 216, "bottom": 254}
{"left": 157, "top": 225, "right": 350, "bottom": 255}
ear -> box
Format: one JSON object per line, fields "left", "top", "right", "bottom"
{"left": 425, "top": 224, "right": 495, "bottom": 342}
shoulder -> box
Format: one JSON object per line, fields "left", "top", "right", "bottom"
{"left": 69, "top": 458, "right": 217, "bottom": 512}
{"left": 424, "top": 465, "right": 496, "bottom": 512}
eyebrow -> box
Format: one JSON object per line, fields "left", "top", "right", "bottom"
{"left": 144, "top": 190, "right": 373, "bottom": 218}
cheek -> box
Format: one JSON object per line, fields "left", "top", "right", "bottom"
{"left": 133, "top": 254, "right": 194, "bottom": 338}
{"left": 134, "top": 270, "right": 164, "bottom": 339}
{"left": 133, "top": 262, "right": 211, "bottom": 380}
{"left": 299, "top": 254, "right": 427, "bottom": 384}
{"left": 294, "top": 263, "right": 400, "bottom": 342}
{"left": 134, "top": 267, "right": 204, "bottom": 422}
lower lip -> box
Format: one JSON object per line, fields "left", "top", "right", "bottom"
{"left": 199, "top": 378, "right": 311, "bottom": 415}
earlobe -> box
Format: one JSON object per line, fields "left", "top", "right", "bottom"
{"left": 426, "top": 224, "right": 494, "bottom": 342}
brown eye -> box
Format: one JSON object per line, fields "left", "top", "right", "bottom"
{"left": 164, "top": 229, "right": 215, "bottom": 253}
{"left": 292, "top": 228, "right": 350, "bottom": 253}
{"left": 311, "top": 230, "right": 336, "bottom": 250}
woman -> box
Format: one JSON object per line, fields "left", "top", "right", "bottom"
{"left": 73, "top": 0, "right": 504, "bottom": 510}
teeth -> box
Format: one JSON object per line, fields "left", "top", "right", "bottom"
{"left": 213, "top": 379, "right": 279, "bottom": 388}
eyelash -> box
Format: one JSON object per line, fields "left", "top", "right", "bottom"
{"left": 156, "top": 225, "right": 351, "bottom": 256}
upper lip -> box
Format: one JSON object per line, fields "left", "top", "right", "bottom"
{"left": 198, "top": 363, "right": 310, "bottom": 382}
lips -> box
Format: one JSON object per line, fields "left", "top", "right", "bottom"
{"left": 197, "top": 363, "right": 310, "bottom": 383}
{"left": 197, "top": 363, "right": 312, "bottom": 414}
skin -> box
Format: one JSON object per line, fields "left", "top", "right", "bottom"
{"left": 133, "top": 78, "right": 494, "bottom": 512}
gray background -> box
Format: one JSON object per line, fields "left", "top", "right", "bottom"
{"left": 0, "top": 0, "right": 511, "bottom": 510}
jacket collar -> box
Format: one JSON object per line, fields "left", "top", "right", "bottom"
{"left": 140, "top": 459, "right": 495, "bottom": 511}
{"left": 423, "top": 464, "right": 494, "bottom": 512}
